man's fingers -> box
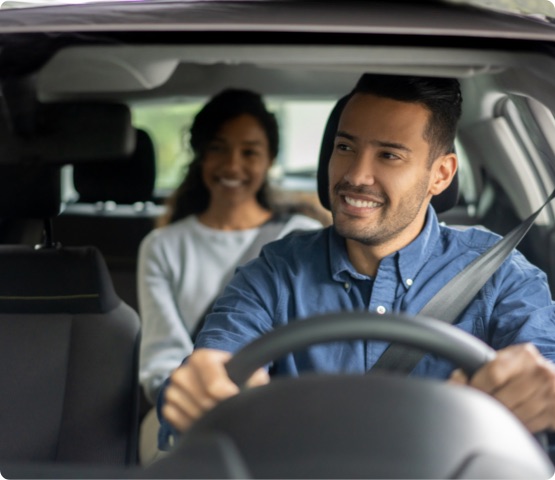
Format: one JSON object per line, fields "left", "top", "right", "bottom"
{"left": 245, "top": 367, "right": 271, "bottom": 388}
{"left": 470, "top": 343, "right": 539, "bottom": 395}
{"left": 188, "top": 350, "right": 240, "bottom": 405}
{"left": 448, "top": 368, "right": 469, "bottom": 385}
{"left": 162, "top": 401, "right": 196, "bottom": 432}
{"left": 468, "top": 343, "right": 555, "bottom": 433}
{"left": 162, "top": 349, "right": 239, "bottom": 432}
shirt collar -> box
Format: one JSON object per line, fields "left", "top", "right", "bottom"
{"left": 328, "top": 204, "right": 441, "bottom": 286}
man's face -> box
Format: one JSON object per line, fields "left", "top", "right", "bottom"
{"left": 329, "top": 93, "right": 438, "bottom": 248}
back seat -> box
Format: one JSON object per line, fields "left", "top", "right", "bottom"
{"left": 53, "top": 129, "right": 164, "bottom": 312}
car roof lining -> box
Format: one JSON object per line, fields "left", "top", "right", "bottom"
{"left": 36, "top": 44, "right": 536, "bottom": 101}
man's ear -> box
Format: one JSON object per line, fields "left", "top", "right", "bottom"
{"left": 430, "top": 153, "right": 458, "bottom": 196}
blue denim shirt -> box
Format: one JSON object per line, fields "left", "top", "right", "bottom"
{"left": 158, "top": 205, "right": 555, "bottom": 449}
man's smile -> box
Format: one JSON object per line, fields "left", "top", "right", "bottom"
{"left": 343, "top": 195, "right": 382, "bottom": 209}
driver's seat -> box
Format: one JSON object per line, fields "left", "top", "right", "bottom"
{"left": 0, "top": 162, "right": 141, "bottom": 467}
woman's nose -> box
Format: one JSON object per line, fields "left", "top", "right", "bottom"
{"left": 221, "top": 149, "right": 243, "bottom": 170}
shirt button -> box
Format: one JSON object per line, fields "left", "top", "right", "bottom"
{"left": 344, "top": 282, "right": 350, "bottom": 290}
{"left": 406, "top": 278, "right": 413, "bottom": 286}
{"left": 376, "top": 305, "right": 386, "bottom": 314}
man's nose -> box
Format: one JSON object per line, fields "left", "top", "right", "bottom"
{"left": 343, "top": 150, "right": 375, "bottom": 186}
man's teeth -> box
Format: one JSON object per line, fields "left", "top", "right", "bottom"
{"left": 220, "top": 178, "right": 242, "bottom": 187}
{"left": 345, "top": 196, "right": 380, "bottom": 208}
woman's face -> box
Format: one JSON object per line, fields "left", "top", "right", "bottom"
{"left": 201, "top": 113, "right": 273, "bottom": 207}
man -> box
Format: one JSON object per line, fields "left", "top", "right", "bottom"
{"left": 159, "top": 74, "right": 555, "bottom": 449}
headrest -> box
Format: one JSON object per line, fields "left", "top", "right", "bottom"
{"left": 0, "top": 102, "right": 135, "bottom": 165}
{"left": 73, "top": 128, "right": 156, "bottom": 204}
{"left": 0, "top": 164, "right": 61, "bottom": 218}
{"left": 317, "top": 95, "right": 459, "bottom": 214}
{"left": 0, "top": 245, "right": 120, "bottom": 314}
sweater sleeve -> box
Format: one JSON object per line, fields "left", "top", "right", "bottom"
{"left": 137, "top": 230, "right": 194, "bottom": 404}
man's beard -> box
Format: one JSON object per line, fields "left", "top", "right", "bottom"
{"left": 331, "top": 176, "right": 430, "bottom": 246}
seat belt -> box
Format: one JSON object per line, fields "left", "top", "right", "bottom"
{"left": 191, "top": 214, "right": 290, "bottom": 342}
{"left": 371, "top": 188, "right": 555, "bottom": 374}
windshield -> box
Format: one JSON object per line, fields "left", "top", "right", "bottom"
{"left": 447, "top": 0, "right": 555, "bottom": 20}
{"left": 1, "top": 0, "right": 554, "bottom": 22}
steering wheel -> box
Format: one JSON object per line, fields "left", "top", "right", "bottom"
{"left": 151, "top": 311, "right": 553, "bottom": 479}
{"left": 225, "top": 311, "right": 496, "bottom": 386}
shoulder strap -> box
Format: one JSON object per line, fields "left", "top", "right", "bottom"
{"left": 235, "top": 217, "right": 288, "bottom": 268}
{"left": 191, "top": 215, "right": 289, "bottom": 341}
{"left": 371, "top": 188, "right": 555, "bottom": 374}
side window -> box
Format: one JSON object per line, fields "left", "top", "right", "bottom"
{"left": 497, "top": 95, "right": 555, "bottom": 190}
{"left": 131, "top": 102, "right": 200, "bottom": 194}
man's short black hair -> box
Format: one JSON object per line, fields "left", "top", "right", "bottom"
{"left": 352, "top": 74, "right": 462, "bottom": 161}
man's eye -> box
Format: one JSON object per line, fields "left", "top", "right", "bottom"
{"left": 380, "top": 152, "right": 400, "bottom": 160}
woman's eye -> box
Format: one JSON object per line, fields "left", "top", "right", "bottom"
{"left": 207, "top": 143, "right": 225, "bottom": 153}
{"left": 335, "top": 143, "right": 352, "bottom": 152}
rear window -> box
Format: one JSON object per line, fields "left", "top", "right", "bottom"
{"left": 131, "top": 98, "right": 336, "bottom": 195}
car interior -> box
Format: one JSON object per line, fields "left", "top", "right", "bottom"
{"left": 1, "top": 0, "right": 555, "bottom": 478}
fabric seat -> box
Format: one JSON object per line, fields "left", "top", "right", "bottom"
{"left": 0, "top": 245, "right": 141, "bottom": 465}
{"left": 0, "top": 164, "right": 141, "bottom": 466}
{"left": 53, "top": 129, "right": 163, "bottom": 312}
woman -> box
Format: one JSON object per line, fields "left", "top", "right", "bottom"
{"left": 137, "top": 88, "right": 322, "bottom": 464}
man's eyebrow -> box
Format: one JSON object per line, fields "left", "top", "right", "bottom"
{"left": 375, "top": 140, "right": 412, "bottom": 153}
{"left": 336, "top": 130, "right": 411, "bottom": 153}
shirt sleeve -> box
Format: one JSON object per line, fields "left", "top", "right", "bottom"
{"left": 137, "top": 231, "right": 194, "bottom": 404}
{"left": 194, "top": 249, "right": 281, "bottom": 353}
{"left": 487, "top": 250, "right": 555, "bottom": 360}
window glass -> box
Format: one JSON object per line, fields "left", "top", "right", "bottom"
{"left": 498, "top": 95, "right": 555, "bottom": 185}
{"left": 131, "top": 98, "right": 336, "bottom": 196}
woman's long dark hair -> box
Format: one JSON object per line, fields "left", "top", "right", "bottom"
{"left": 159, "top": 88, "right": 279, "bottom": 226}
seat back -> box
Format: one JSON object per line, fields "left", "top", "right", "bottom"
{"left": 0, "top": 246, "right": 140, "bottom": 465}
{"left": 0, "top": 162, "right": 141, "bottom": 466}
{"left": 53, "top": 129, "right": 163, "bottom": 312}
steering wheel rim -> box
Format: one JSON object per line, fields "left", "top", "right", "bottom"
{"left": 225, "top": 311, "right": 496, "bottom": 386}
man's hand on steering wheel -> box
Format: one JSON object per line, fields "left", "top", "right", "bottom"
{"left": 162, "top": 348, "right": 270, "bottom": 432}
{"left": 449, "top": 342, "right": 555, "bottom": 434}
